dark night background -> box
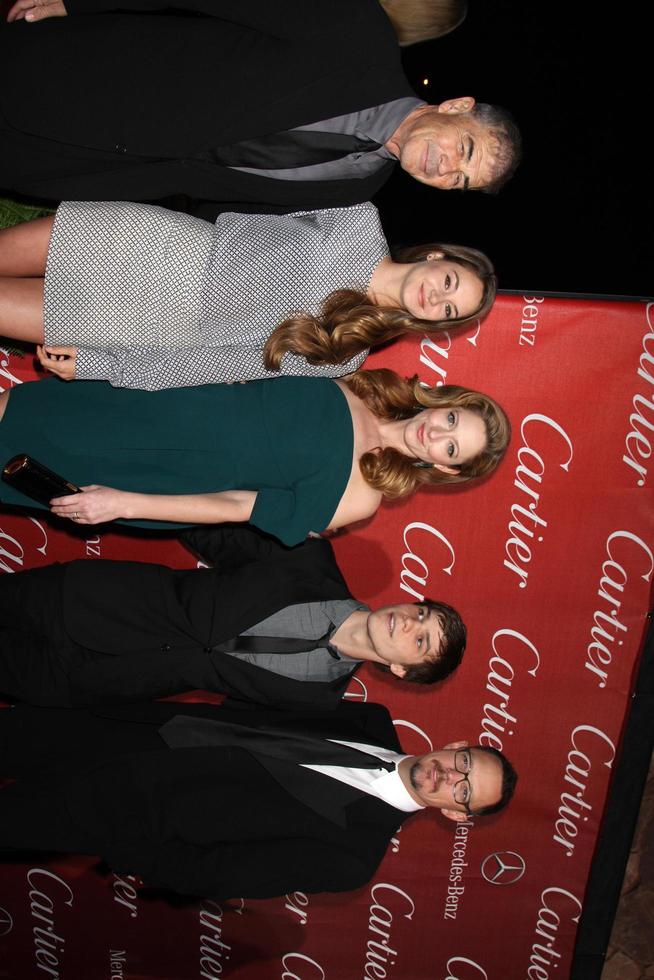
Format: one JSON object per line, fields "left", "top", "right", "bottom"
{"left": 375, "top": 1, "right": 651, "bottom": 298}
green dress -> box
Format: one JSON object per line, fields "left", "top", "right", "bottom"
{"left": 0, "top": 376, "right": 353, "bottom": 546}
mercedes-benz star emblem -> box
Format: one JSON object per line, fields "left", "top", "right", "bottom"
{"left": 481, "top": 851, "right": 526, "bottom": 885}
{"left": 0, "top": 906, "right": 13, "bottom": 937}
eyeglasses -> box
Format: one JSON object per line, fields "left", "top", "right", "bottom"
{"left": 452, "top": 749, "right": 472, "bottom": 811}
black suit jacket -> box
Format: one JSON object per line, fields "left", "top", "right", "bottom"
{"left": 54, "top": 699, "right": 413, "bottom": 900}
{"left": 63, "top": 525, "right": 360, "bottom": 709}
{"left": 0, "top": 0, "right": 411, "bottom": 210}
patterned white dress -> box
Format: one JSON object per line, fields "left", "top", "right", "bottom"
{"left": 44, "top": 202, "right": 388, "bottom": 390}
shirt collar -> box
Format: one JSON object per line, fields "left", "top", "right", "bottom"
{"left": 329, "top": 741, "right": 424, "bottom": 811}
{"left": 371, "top": 752, "right": 425, "bottom": 811}
{"left": 326, "top": 599, "right": 370, "bottom": 661}
{"left": 357, "top": 97, "right": 426, "bottom": 146}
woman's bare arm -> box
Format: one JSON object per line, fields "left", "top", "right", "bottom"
{"left": 49, "top": 486, "right": 257, "bottom": 526}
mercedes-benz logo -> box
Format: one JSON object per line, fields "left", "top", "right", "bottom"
{"left": 481, "top": 851, "right": 526, "bottom": 885}
{"left": 0, "top": 906, "right": 13, "bottom": 937}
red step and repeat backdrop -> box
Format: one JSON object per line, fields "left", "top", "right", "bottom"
{"left": 0, "top": 294, "right": 652, "bottom": 980}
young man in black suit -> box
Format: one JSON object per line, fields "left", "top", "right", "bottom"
{"left": 0, "top": 524, "right": 466, "bottom": 709}
{"left": 1, "top": 0, "right": 520, "bottom": 214}
{"left": 0, "top": 698, "right": 517, "bottom": 899}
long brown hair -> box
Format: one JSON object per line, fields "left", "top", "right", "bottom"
{"left": 263, "top": 243, "right": 497, "bottom": 370}
{"left": 346, "top": 369, "right": 510, "bottom": 498}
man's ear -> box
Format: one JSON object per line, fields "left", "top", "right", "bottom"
{"left": 438, "top": 96, "right": 476, "bottom": 115}
{"left": 389, "top": 663, "right": 407, "bottom": 679}
{"left": 440, "top": 807, "right": 469, "bottom": 822}
{"left": 442, "top": 739, "right": 469, "bottom": 750}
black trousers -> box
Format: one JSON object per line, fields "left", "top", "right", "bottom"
{"left": 0, "top": 705, "right": 300, "bottom": 878}
{"left": 0, "top": 704, "right": 165, "bottom": 854}
{"left": 0, "top": 564, "right": 105, "bottom": 706}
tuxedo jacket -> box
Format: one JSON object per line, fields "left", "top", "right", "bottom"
{"left": 5, "top": 699, "right": 414, "bottom": 900}
{"left": 0, "top": 0, "right": 412, "bottom": 210}
{"left": 54, "top": 525, "right": 360, "bottom": 709}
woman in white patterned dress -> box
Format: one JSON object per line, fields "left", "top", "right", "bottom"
{"left": 0, "top": 201, "right": 496, "bottom": 389}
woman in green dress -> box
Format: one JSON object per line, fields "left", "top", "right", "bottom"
{"left": 0, "top": 371, "right": 510, "bottom": 546}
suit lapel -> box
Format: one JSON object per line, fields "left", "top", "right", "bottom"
{"left": 95, "top": 700, "right": 404, "bottom": 822}
{"left": 207, "top": 709, "right": 403, "bottom": 828}
{"left": 258, "top": 755, "right": 364, "bottom": 827}
{"left": 95, "top": 703, "right": 384, "bottom": 828}
{"left": 204, "top": 539, "right": 352, "bottom": 648}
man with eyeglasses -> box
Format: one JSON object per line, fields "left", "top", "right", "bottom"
{"left": 402, "top": 744, "right": 510, "bottom": 819}
{"left": 0, "top": 699, "right": 517, "bottom": 898}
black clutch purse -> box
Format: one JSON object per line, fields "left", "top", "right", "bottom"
{"left": 2, "top": 454, "right": 81, "bottom": 506}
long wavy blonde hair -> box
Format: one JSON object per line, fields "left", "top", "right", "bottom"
{"left": 346, "top": 369, "right": 511, "bottom": 498}
{"left": 263, "top": 243, "right": 497, "bottom": 371}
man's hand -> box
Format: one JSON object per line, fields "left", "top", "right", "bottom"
{"left": 50, "top": 486, "right": 127, "bottom": 525}
{"left": 7, "top": 0, "right": 67, "bottom": 22}
{"left": 37, "top": 344, "right": 77, "bottom": 380}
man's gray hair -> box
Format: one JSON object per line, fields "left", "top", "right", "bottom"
{"left": 470, "top": 103, "right": 522, "bottom": 193}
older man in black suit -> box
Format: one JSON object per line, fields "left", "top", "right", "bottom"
{"left": 0, "top": 524, "right": 466, "bottom": 710}
{"left": 0, "top": 698, "right": 517, "bottom": 899}
{"left": 1, "top": 0, "right": 520, "bottom": 215}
